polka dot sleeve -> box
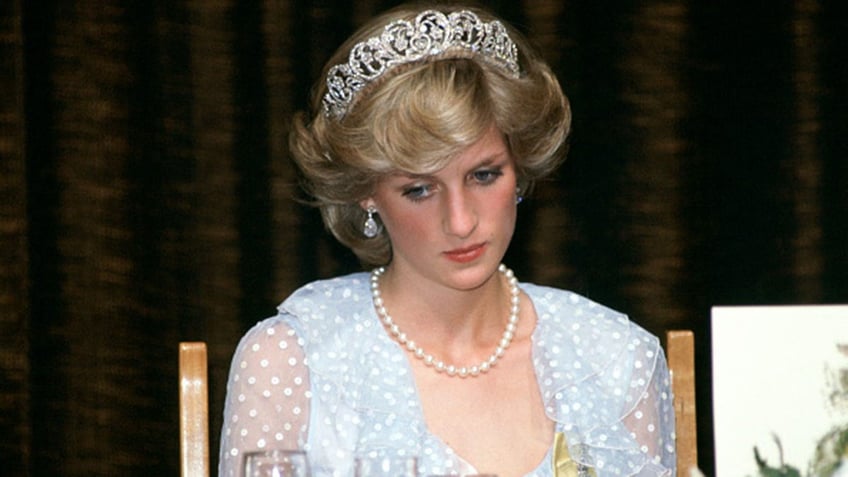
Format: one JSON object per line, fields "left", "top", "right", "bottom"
{"left": 218, "top": 317, "right": 311, "bottom": 477}
{"left": 622, "top": 338, "right": 676, "bottom": 474}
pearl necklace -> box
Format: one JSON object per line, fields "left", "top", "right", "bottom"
{"left": 369, "top": 264, "right": 520, "bottom": 378}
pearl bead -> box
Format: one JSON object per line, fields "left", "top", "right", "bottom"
{"left": 370, "top": 264, "right": 520, "bottom": 379}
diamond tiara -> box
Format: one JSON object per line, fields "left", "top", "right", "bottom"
{"left": 321, "top": 9, "right": 521, "bottom": 120}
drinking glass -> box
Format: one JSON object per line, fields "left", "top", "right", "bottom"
{"left": 243, "top": 449, "right": 311, "bottom": 477}
{"left": 427, "top": 474, "right": 497, "bottom": 477}
{"left": 354, "top": 455, "right": 418, "bottom": 476}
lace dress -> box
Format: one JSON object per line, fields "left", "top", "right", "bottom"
{"left": 219, "top": 273, "right": 676, "bottom": 476}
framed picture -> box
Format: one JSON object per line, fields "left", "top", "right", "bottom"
{"left": 712, "top": 305, "right": 848, "bottom": 476}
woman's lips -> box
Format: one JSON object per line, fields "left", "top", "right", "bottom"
{"left": 443, "top": 243, "right": 486, "bottom": 263}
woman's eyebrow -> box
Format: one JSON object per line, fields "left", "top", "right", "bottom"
{"left": 393, "top": 171, "right": 433, "bottom": 181}
{"left": 467, "top": 153, "right": 509, "bottom": 169}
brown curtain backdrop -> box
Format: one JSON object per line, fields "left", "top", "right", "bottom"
{"left": 2, "top": 0, "right": 846, "bottom": 475}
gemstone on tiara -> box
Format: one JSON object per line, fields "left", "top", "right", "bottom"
{"left": 322, "top": 9, "right": 520, "bottom": 120}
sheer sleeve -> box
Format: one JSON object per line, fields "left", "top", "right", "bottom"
{"left": 218, "top": 316, "right": 311, "bottom": 477}
{"left": 622, "top": 340, "right": 676, "bottom": 475}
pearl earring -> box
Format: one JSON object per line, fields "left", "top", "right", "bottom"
{"left": 363, "top": 206, "right": 381, "bottom": 238}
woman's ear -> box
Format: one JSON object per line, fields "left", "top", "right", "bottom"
{"left": 359, "top": 198, "right": 375, "bottom": 211}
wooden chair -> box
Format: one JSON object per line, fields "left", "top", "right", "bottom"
{"left": 666, "top": 330, "right": 698, "bottom": 475}
{"left": 179, "top": 342, "right": 210, "bottom": 477}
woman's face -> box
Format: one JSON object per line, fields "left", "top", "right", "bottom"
{"left": 366, "top": 126, "right": 518, "bottom": 291}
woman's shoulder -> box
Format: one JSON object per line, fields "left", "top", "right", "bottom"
{"left": 523, "top": 281, "right": 661, "bottom": 389}
{"left": 280, "top": 271, "right": 373, "bottom": 312}
{"left": 522, "top": 282, "right": 658, "bottom": 344}
{"left": 236, "top": 272, "right": 374, "bottom": 347}
{"left": 272, "top": 271, "right": 374, "bottom": 333}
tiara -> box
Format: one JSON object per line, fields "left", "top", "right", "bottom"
{"left": 322, "top": 9, "right": 520, "bottom": 120}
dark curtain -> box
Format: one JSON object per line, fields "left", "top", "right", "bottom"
{"left": 2, "top": 0, "right": 846, "bottom": 475}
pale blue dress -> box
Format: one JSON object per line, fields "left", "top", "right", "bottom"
{"left": 219, "top": 273, "right": 676, "bottom": 476}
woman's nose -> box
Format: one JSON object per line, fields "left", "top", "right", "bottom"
{"left": 442, "top": 189, "right": 477, "bottom": 238}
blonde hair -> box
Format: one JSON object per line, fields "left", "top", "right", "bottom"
{"left": 289, "top": 3, "right": 571, "bottom": 267}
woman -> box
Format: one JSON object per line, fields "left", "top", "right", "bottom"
{"left": 220, "top": 4, "right": 676, "bottom": 476}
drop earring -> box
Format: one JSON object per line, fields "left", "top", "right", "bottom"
{"left": 363, "top": 206, "right": 381, "bottom": 238}
{"left": 516, "top": 187, "right": 524, "bottom": 204}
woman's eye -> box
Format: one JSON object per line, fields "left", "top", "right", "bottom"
{"left": 401, "top": 184, "right": 433, "bottom": 201}
{"left": 472, "top": 168, "right": 503, "bottom": 184}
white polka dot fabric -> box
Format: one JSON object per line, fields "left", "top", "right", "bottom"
{"left": 219, "top": 274, "right": 675, "bottom": 476}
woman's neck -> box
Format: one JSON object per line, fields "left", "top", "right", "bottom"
{"left": 375, "top": 264, "right": 513, "bottom": 356}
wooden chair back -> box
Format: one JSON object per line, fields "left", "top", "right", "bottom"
{"left": 179, "top": 342, "right": 210, "bottom": 477}
{"left": 666, "top": 330, "right": 698, "bottom": 474}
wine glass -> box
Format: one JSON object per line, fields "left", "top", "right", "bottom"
{"left": 243, "top": 449, "right": 311, "bottom": 477}
{"left": 354, "top": 455, "right": 418, "bottom": 476}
